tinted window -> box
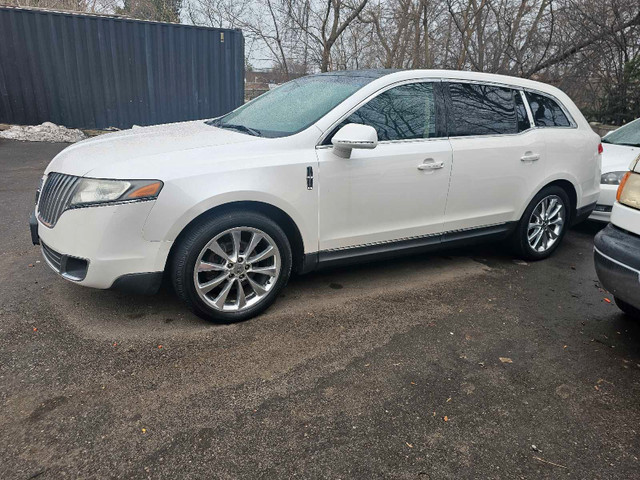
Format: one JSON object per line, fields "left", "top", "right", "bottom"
{"left": 515, "top": 91, "right": 531, "bottom": 132}
{"left": 448, "top": 83, "right": 517, "bottom": 136}
{"left": 525, "top": 92, "right": 571, "bottom": 127}
{"left": 341, "top": 83, "right": 437, "bottom": 141}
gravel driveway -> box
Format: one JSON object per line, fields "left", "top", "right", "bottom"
{"left": 1, "top": 139, "right": 639, "bottom": 479}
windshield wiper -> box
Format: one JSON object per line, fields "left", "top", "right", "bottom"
{"left": 207, "top": 119, "right": 261, "bottom": 137}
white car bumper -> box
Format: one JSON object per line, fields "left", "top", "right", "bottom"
{"left": 35, "top": 201, "right": 172, "bottom": 291}
{"left": 589, "top": 184, "right": 618, "bottom": 222}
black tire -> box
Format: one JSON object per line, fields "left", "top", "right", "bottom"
{"left": 511, "top": 186, "right": 571, "bottom": 261}
{"left": 615, "top": 297, "right": 640, "bottom": 319}
{"left": 170, "top": 210, "right": 292, "bottom": 323}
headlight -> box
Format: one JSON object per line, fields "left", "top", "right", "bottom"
{"left": 601, "top": 171, "right": 627, "bottom": 185}
{"left": 69, "top": 178, "right": 163, "bottom": 208}
{"left": 617, "top": 172, "right": 640, "bottom": 210}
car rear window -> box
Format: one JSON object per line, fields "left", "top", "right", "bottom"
{"left": 525, "top": 91, "right": 571, "bottom": 127}
{"left": 448, "top": 83, "right": 518, "bottom": 136}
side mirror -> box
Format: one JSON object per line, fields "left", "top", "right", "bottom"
{"left": 331, "top": 123, "right": 378, "bottom": 158}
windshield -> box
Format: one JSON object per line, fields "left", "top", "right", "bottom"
{"left": 209, "top": 74, "right": 374, "bottom": 138}
{"left": 602, "top": 118, "right": 640, "bottom": 147}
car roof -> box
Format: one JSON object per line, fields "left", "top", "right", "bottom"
{"left": 316, "top": 68, "right": 562, "bottom": 95}
{"left": 315, "top": 69, "right": 400, "bottom": 79}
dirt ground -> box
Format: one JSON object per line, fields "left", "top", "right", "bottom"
{"left": 1, "top": 139, "right": 639, "bottom": 479}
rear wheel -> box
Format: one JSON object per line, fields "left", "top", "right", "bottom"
{"left": 512, "top": 186, "right": 570, "bottom": 260}
{"left": 614, "top": 297, "right": 640, "bottom": 319}
{"left": 171, "top": 211, "right": 292, "bottom": 323}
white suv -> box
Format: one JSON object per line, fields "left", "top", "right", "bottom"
{"left": 31, "top": 70, "right": 601, "bottom": 322}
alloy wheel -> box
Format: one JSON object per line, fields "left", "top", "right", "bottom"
{"left": 193, "top": 227, "right": 281, "bottom": 312}
{"left": 527, "top": 194, "right": 566, "bottom": 253}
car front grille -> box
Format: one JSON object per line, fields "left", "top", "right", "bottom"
{"left": 41, "top": 241, "right": 63, "bottom": 272}
{"left": 37, "top": 173, "right": 81, "bottom": 227}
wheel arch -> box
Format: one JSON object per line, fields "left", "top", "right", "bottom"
{"left": 518, "top": 177, "right": 579, "bottom": 223}
{"left": 545, "top": 179, "right": 577, "bottom": 221}
{"left": 166, "top": 200, "right": 307, "bottom": 274}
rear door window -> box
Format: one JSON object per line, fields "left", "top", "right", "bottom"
{"left": 524, "top": 92, "right": 571, "bottom": 127}
{"left": 448, "top": 83, "right": 518, "bottom": 136}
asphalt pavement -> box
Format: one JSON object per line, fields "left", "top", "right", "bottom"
{"left": 1, "top": 138, "right": 639, "bottom": 479}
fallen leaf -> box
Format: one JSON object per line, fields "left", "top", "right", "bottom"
{"left": 499, "top": 357, "right": 513, "bottom": 364}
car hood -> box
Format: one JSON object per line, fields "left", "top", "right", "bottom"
{"left": 602, "top": 143, "right": 640, "bottom": 173}
{"left": 45, "top": 120, "right": 260, "bottom": 177}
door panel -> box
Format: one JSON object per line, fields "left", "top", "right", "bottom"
{"left": 443, "top": 82, "right": 547, "bottom": 231}
{"left": 317, "top": 140, "right": 452, "bottom": 250}
{"left": 444, "top": 131, "right": 547, "bottom": 231}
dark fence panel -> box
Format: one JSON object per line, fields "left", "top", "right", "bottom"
{"left": 0, "top": 7, "right": 244, "bottom": 129}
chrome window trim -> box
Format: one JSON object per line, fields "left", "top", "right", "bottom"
{"left": 447, "top": 129, "right": 539, "bottom": 141}
{"left": 316, "top": 77, "right": 578, "bottom": 149}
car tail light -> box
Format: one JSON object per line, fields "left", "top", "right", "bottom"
{"left": 598, "top": 143, "right": 603, "bottom": 155}
{"left": 617, "top": 172, "right": 640, "bottom": 210}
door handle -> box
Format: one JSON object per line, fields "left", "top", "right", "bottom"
{"left": 417, "top": 160, "right": 445, "bottom": 171}
{"left": 521, "top": 152, "right": 540, "bottom": 162}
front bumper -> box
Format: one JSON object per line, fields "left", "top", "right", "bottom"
{"left": 594, "top": 224, "right": 640, "bottom": 310}
{"left": 589, "top": 184, "right": 617, "bottom": 223}
{"left": 32, "top": 201, "right": 171, "bottom": 292}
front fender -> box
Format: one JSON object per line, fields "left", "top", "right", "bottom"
{"left": 142, "top": 170, "right": 318, "bottom": 255}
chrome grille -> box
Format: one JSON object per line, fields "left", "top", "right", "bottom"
{"left": 41, "top": 242, "right": 62, "bottom": 272}
{"left": 37, "top": 173, "right": 81, "bottom": 227}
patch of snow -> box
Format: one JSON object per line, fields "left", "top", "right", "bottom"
{"left": 0, "top": 122, "right": 86, "bottom": 143}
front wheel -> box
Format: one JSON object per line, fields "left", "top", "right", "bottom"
{"left": 511, "top": 186, "right": 570, "bottom": 260}
{"left": 170, "top": 211, "right": 292, "bottom": 323}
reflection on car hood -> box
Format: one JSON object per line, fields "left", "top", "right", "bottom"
{"left": 45, "top": 120, "right": 259, "bottom": 177}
